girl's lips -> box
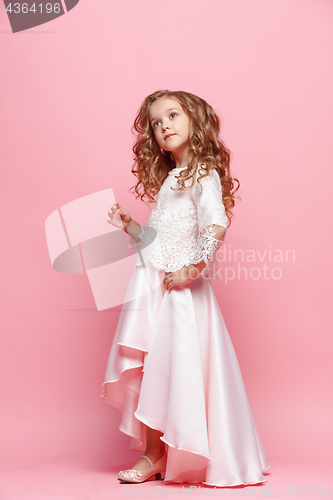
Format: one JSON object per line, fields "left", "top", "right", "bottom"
{"left": 164, "top": 134, "right": 175, "bottom": 140}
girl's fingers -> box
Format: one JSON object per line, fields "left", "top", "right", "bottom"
{"left": 166, "top": 279, "right": 173, "bottom": 291}
{"left": 109, "top": 203, "right": 120, "bottom": 213}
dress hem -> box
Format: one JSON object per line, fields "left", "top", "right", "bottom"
{"left": 202, "top": 465, "right": 271, "bottom": 488}
{"left": 128, "top": 409, "right": 269, "bottom": 488}
{"left": 133, "top": 410, "right": 212, "bottom": 461}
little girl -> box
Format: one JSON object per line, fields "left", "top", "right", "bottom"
{"left": 101, "top": 90, "right": 270, "bottom": 487}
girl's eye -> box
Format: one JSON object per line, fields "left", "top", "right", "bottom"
{"left": 152, "top": 113, "right": 177, "bottom": 127}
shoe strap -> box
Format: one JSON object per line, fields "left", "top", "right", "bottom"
{"left": 141, "top": 454, "right": 153, "bottom": 467}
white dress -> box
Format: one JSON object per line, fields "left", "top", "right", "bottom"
{"left": 101, "top": 165, "right": 270, "bottom": 487}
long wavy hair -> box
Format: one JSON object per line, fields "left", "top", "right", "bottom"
{"left": 130, "top": 90, "right": 240, "bottom": 226}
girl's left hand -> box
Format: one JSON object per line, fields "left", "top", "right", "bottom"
{"left": 163, "top": 266, "right": 193, "bottom": 291}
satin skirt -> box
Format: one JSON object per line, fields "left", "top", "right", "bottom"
{"left": 101, "top": 259, "right": 270, "bottom": 487}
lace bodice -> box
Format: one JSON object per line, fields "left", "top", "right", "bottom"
{"left": 128, "top": 164, "right": 229, "bottom": 277}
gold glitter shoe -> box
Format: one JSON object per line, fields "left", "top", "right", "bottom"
{"left": 117, "top": 453, "right": 167, "bottom": 483}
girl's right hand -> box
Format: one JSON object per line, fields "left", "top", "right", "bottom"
{"left": 107, "top": 202, "right": 132, "bottom": 231}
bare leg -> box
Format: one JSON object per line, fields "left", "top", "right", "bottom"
{"left": 125, "top": 424, "right": 166, "bottom": 472}
{"left": 145, "top": 426, "right": 165, "bottom": 461}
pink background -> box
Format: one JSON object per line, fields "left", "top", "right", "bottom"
{"left": 1, "top": 0, "right": 332, "bottom": 480}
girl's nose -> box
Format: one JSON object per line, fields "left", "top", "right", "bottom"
{"left": 162, "top": 122, "right": 170, "bottom": 132}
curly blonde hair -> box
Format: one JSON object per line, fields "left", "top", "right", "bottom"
{"left": 130, "top": 90, "right": 240, "bottom": 226}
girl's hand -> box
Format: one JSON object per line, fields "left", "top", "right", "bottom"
{"left": 107, "top": 202, "right": 131, "bottom": 231}
{"left": 163, "top": 266, "right": 193, "bottom": 291}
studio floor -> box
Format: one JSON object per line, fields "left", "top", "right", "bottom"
{"left": 0, "top": 460, "right": 332, "bottom": 500}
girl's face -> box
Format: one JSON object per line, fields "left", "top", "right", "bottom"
{"left": 148, "top": 97, "right": 191, "bottom": 156}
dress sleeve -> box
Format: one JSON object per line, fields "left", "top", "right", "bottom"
{"left": 190, "top": 169, "right": 229, "bottom": 266}
{"left": 128, "top": 224, "right": 145, "bottom": 250}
